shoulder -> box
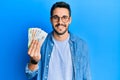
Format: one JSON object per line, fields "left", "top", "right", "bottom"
{"left": 45, "top": 32, "right": 53, "bottom": 40}
{"left": 69, "top": 32, "right": 86, "bottom": 45}
{"left": 69, "top": 32, "right": 88, "bottom": 52}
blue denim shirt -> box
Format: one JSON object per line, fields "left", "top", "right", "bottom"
{"left": 25, "top": 32, "right": 91, "bottom": 80}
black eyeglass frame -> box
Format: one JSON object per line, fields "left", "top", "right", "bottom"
{"left": 51, "top": 15, "right": 70, "bottom": 23}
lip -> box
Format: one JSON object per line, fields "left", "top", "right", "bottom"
{"left": 56, "top": 25, "right": 65, "bottom": 29}
{"left": 55, "top": 23, "right": 66, "bottom": 27}
{"left": 57, "top": 25, "right": 64, "bottom": 27}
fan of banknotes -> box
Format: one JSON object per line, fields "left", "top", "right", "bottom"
{"left": 28, "top": 28, "right": 48, "bottom": 48}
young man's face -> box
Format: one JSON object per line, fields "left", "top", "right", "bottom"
{"left": 51, "top": 8, "right": 71, "bottom": 35}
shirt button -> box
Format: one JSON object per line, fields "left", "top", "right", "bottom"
{"left": 48, "top": 54, "right": 50, "bottom": 57}
{"left": 45, "top": 76, "right": 47, "bottom": 79}
{"left": 51, "top": 43, "right": 53, "bottom": 46}
{"left": 46, "top": 65, "right": 48, "bottom": 68}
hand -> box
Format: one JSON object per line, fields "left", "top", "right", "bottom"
{"left": 28, "top": 40, "right": 41, "bottom": 64}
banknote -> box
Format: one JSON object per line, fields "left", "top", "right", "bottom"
{"left": 28, "top": 28, "right": 47, "bottom": 48}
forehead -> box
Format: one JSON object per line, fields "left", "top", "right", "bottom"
{"left": 53, "top": 8, "right": 69, "bottom": 16}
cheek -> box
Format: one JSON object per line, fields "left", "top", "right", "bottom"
{"left": 51, "top": 21, "right": 55, "bottom": 25}
{"left": 51, "top": 23, "right": 57, "bottom": 28}
{"left": 66, "top": 23, "right": 70, "bottom": 27}
{"left": 53, "top": 23, "right": 57, "bottom": 27}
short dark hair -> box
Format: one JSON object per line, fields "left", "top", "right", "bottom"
{"left": 50, "top": 1, "right": 71, "bottom": 17}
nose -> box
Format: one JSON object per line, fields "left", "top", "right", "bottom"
{"left": 58, "top": 17, "right": 63, "bottom": 24}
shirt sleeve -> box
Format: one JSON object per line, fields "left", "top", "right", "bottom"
{"left": 25, "top": 63, "right": 39, "bottom": 79}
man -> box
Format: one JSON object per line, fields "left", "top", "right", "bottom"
{"left": 26, "top": 1, "right": 91, "bottom": 80}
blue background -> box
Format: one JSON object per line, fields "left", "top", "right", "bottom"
{"left": 0, "top": 0, "right": 119, "bottom": 80}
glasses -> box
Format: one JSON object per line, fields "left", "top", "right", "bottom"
{"left": 51, "top": 15, "right": 70, "bottom": 23}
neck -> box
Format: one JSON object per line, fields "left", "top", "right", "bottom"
{"left": 53, "top": 31, "right": 69, "bottom": 41}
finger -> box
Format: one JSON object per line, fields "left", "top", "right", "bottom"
{"left": 28, "top": 40, "right": 37, "bottom": 57}
{"left": 32, "top": 41, "right": 41, "bottom": 61}
{"left": 36, "top": 42, "right": 41, "bottom": 60}
{"left": 28, "top": 40, "right": 34, "bottom": 55}
{"left": 28, "top": 40, "right": 35, "bottom": 55}
{"left": 30, "top": 40, "right": 38, "bottom": 56}
{"left": 37, "top": 42, "right": 41, "bottom": 53}
{"left": 34, "top": 41, "right": 40, "bottom": 57}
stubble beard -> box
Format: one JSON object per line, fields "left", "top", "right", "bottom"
{"left": 52, "top": 24, "right": 69, "bottom": 35}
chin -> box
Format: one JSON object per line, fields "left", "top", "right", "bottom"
{"left": 54, "top": 30, "right": 68, "bottom": 35}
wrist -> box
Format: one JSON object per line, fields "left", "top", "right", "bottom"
{"left": 30, "top": 59, "right": 38, "bottom": 64}
{"left": 28, "top": 63, "right": 38, "bottom": 71}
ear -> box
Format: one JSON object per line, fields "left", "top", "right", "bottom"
{"left": 50, "top": 17, "right": 52, "bottom": 23}
{"left": 69, "top": 17, "right": 72, "bottom": 24}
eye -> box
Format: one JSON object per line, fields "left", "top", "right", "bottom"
{"left": 63, "top": 16, "right": 68, "bottom": 19}
{"left": 52, "top": 15, "right": 59, "bottom": 19}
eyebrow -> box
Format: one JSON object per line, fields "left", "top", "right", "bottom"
{"left": 52, "top": 15, "right": 68, "bottom": 17}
